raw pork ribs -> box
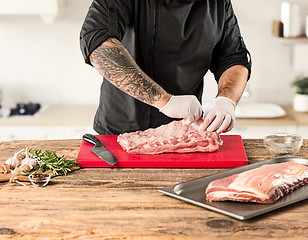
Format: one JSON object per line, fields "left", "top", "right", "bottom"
{"left": 206, "top": 162, "right": 308, "bottom": 203}
{"left": 117, "top": 119, "right": 222, "bottom": 154}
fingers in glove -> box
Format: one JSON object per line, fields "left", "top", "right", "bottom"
{"left": 216, "top": 115, "right": 232, "bottom": 134}
{"left": 187, "top": 103, "right": 203, "bottom": 123}
{"left": 195, "top": 107, "right": 203, "bottom": 121}
{"left": 206, "top": 113, "right": 225, "bottom": 132}
{"left": 223, "top": 118, "right": 235, "bottom": 133}
{"left": 183, "top": 107, "right": 202, "bottom": 124}
{"left": 200, "top": 112, "right": 215, "bottom": 131}
{"left": 186, "top": 115, "right": 195, "bottom": 124}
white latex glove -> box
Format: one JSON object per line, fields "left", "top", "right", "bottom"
{"left": 201, "top": 97, "right": 236, "bottom": 134}
{"left": 159, "top": 95, "right": 203, "bottom": 123}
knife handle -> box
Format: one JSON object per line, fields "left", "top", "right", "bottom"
{"left": 82, "top": 134, "right": 103, "bottom": 147}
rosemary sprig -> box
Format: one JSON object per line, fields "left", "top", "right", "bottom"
{"left": 23, "top": 149, "right": 80, "bottom": 176}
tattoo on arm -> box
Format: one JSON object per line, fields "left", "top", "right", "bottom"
{"left": 89, "top": 38, "right": 164, "bottom": 105}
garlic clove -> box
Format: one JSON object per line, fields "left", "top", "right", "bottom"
{"left": 5, "top": 156, "right": 20, "bottom": 169}
{"left": 5, "top": 149, "right": 26, "bottom": 169}
{"left": 20, "top": 148, "right": 36, "bottom": 170}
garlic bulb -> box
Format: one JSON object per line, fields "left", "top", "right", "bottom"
{"left": 21, "top": 148, "right": 36, "bottom": 170}
{"left": 5, "top": 149, "right": 24, "bottom": 169}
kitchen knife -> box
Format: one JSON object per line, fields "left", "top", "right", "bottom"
{"left": 82, "top": 134, "right": 117, "bottom": 165}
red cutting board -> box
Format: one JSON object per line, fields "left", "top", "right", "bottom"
{"left": 77, "top": 135, "right": 247, "bottom": 168}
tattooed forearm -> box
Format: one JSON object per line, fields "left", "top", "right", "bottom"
{"left": 89, "top": 38, "right": 170, "bottom": 107}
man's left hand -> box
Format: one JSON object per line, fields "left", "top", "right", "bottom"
{"left": 200, "top": 97, "right": 236, "bottom": 134}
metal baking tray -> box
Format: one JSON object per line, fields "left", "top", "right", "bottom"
{"left": 158, "top": 155, "right": 308, "bottom": 220}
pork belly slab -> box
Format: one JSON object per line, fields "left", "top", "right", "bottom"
{"left": 206, "top": 162, "right": 308, "bottom": 203}
{"left": 117, "top": 119, "right": 222, "bottom": 154}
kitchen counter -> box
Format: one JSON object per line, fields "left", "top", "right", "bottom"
{"left": 0, "top": 105, "right": 97, "bottom": 126}
{"left": 0, "top": 105, "right": 307, "bottom": 126}
{"left": 233, "top": 106, "right": 308, "bottom": 138}
{"left": 236, "top": 105, "right": 308, "bottom": 126}
{"left": 1, "top": 104, "right": 308, "bottom": 140}
{"left": 0, "top": 105, "right": 98, "bottom": 141}
{"left": 236, "top": 106, "right": 298, "bottom": 126}
{"left": 0, "top": 139, "right": 307, "bottom": 239}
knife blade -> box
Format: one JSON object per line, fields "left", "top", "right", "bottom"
{"left": 82, "top": 134, "right": 117, "bottom": 166}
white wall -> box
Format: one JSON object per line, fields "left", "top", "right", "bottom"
{"left": 204, "top": 0, "right": 308, "bottom": 106}
{"left": 0, "top": 0, "right": 100, "bottom": 107}
{"left": 1, "top": 0, "right": 308, "bottom": 108}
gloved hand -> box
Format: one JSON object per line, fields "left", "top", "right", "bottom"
{"left": 200, "top": 97, "right": 236, "bottom": 134}
{"left": 159, "top": 95, "right": 203, "bottom": 123}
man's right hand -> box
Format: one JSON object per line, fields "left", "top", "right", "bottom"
{"left": 159, "top": 95, "right": 203, "bottom": 123}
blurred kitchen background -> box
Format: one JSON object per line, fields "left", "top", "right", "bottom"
{"left": 1, "top": 0, "right": 308, "bottom": 141}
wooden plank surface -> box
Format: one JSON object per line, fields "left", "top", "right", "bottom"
{"left": 0, "top": 139, "right": 307, "bottom": 240}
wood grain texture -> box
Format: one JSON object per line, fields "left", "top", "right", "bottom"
{"left": 0, "top": 139, "right": 307, "bottom": 240}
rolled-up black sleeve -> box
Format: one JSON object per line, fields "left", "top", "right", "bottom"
{"left": 210, "top": 0, "right": 252, "bottom": 82}
{"left": 80, "top": 0, "right": 133, "bottom": 65}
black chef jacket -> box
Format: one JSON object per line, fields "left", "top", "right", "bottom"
{"left": 80, "top": 0, "right": 252, "bottom": 135}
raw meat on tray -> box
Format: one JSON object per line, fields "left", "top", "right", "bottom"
{"left": 206, "top": 162, "right": 308, "bottom": 203}
{"left": 117, "top": 119, "right": 222, "bottom": 154}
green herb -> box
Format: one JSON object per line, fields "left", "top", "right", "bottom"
{"left": 23, "top": 149, "right": 80, "bottom": 176}
{"left": 291, "top": 76, "right": 308, "bottom": 95}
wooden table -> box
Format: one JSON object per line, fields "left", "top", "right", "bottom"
{"left": 0, "top": 139, "right": 307, "bottom": 239}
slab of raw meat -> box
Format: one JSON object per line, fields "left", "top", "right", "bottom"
{"left": 206, "top": 162, "right": 308, "bottom": 203}
{"left": 117, "top": 119, "right": 222, "bottom": 154}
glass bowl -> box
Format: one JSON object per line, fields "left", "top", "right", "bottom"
{"left": 28, "top": 173, "right": 51, "bottom": 187}
{"left": 263, "top": 133, "right": 303, "bottom": 157}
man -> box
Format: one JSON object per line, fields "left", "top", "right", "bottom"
{"left": 80, "top": 0, "right": 251, "bottom": 135}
